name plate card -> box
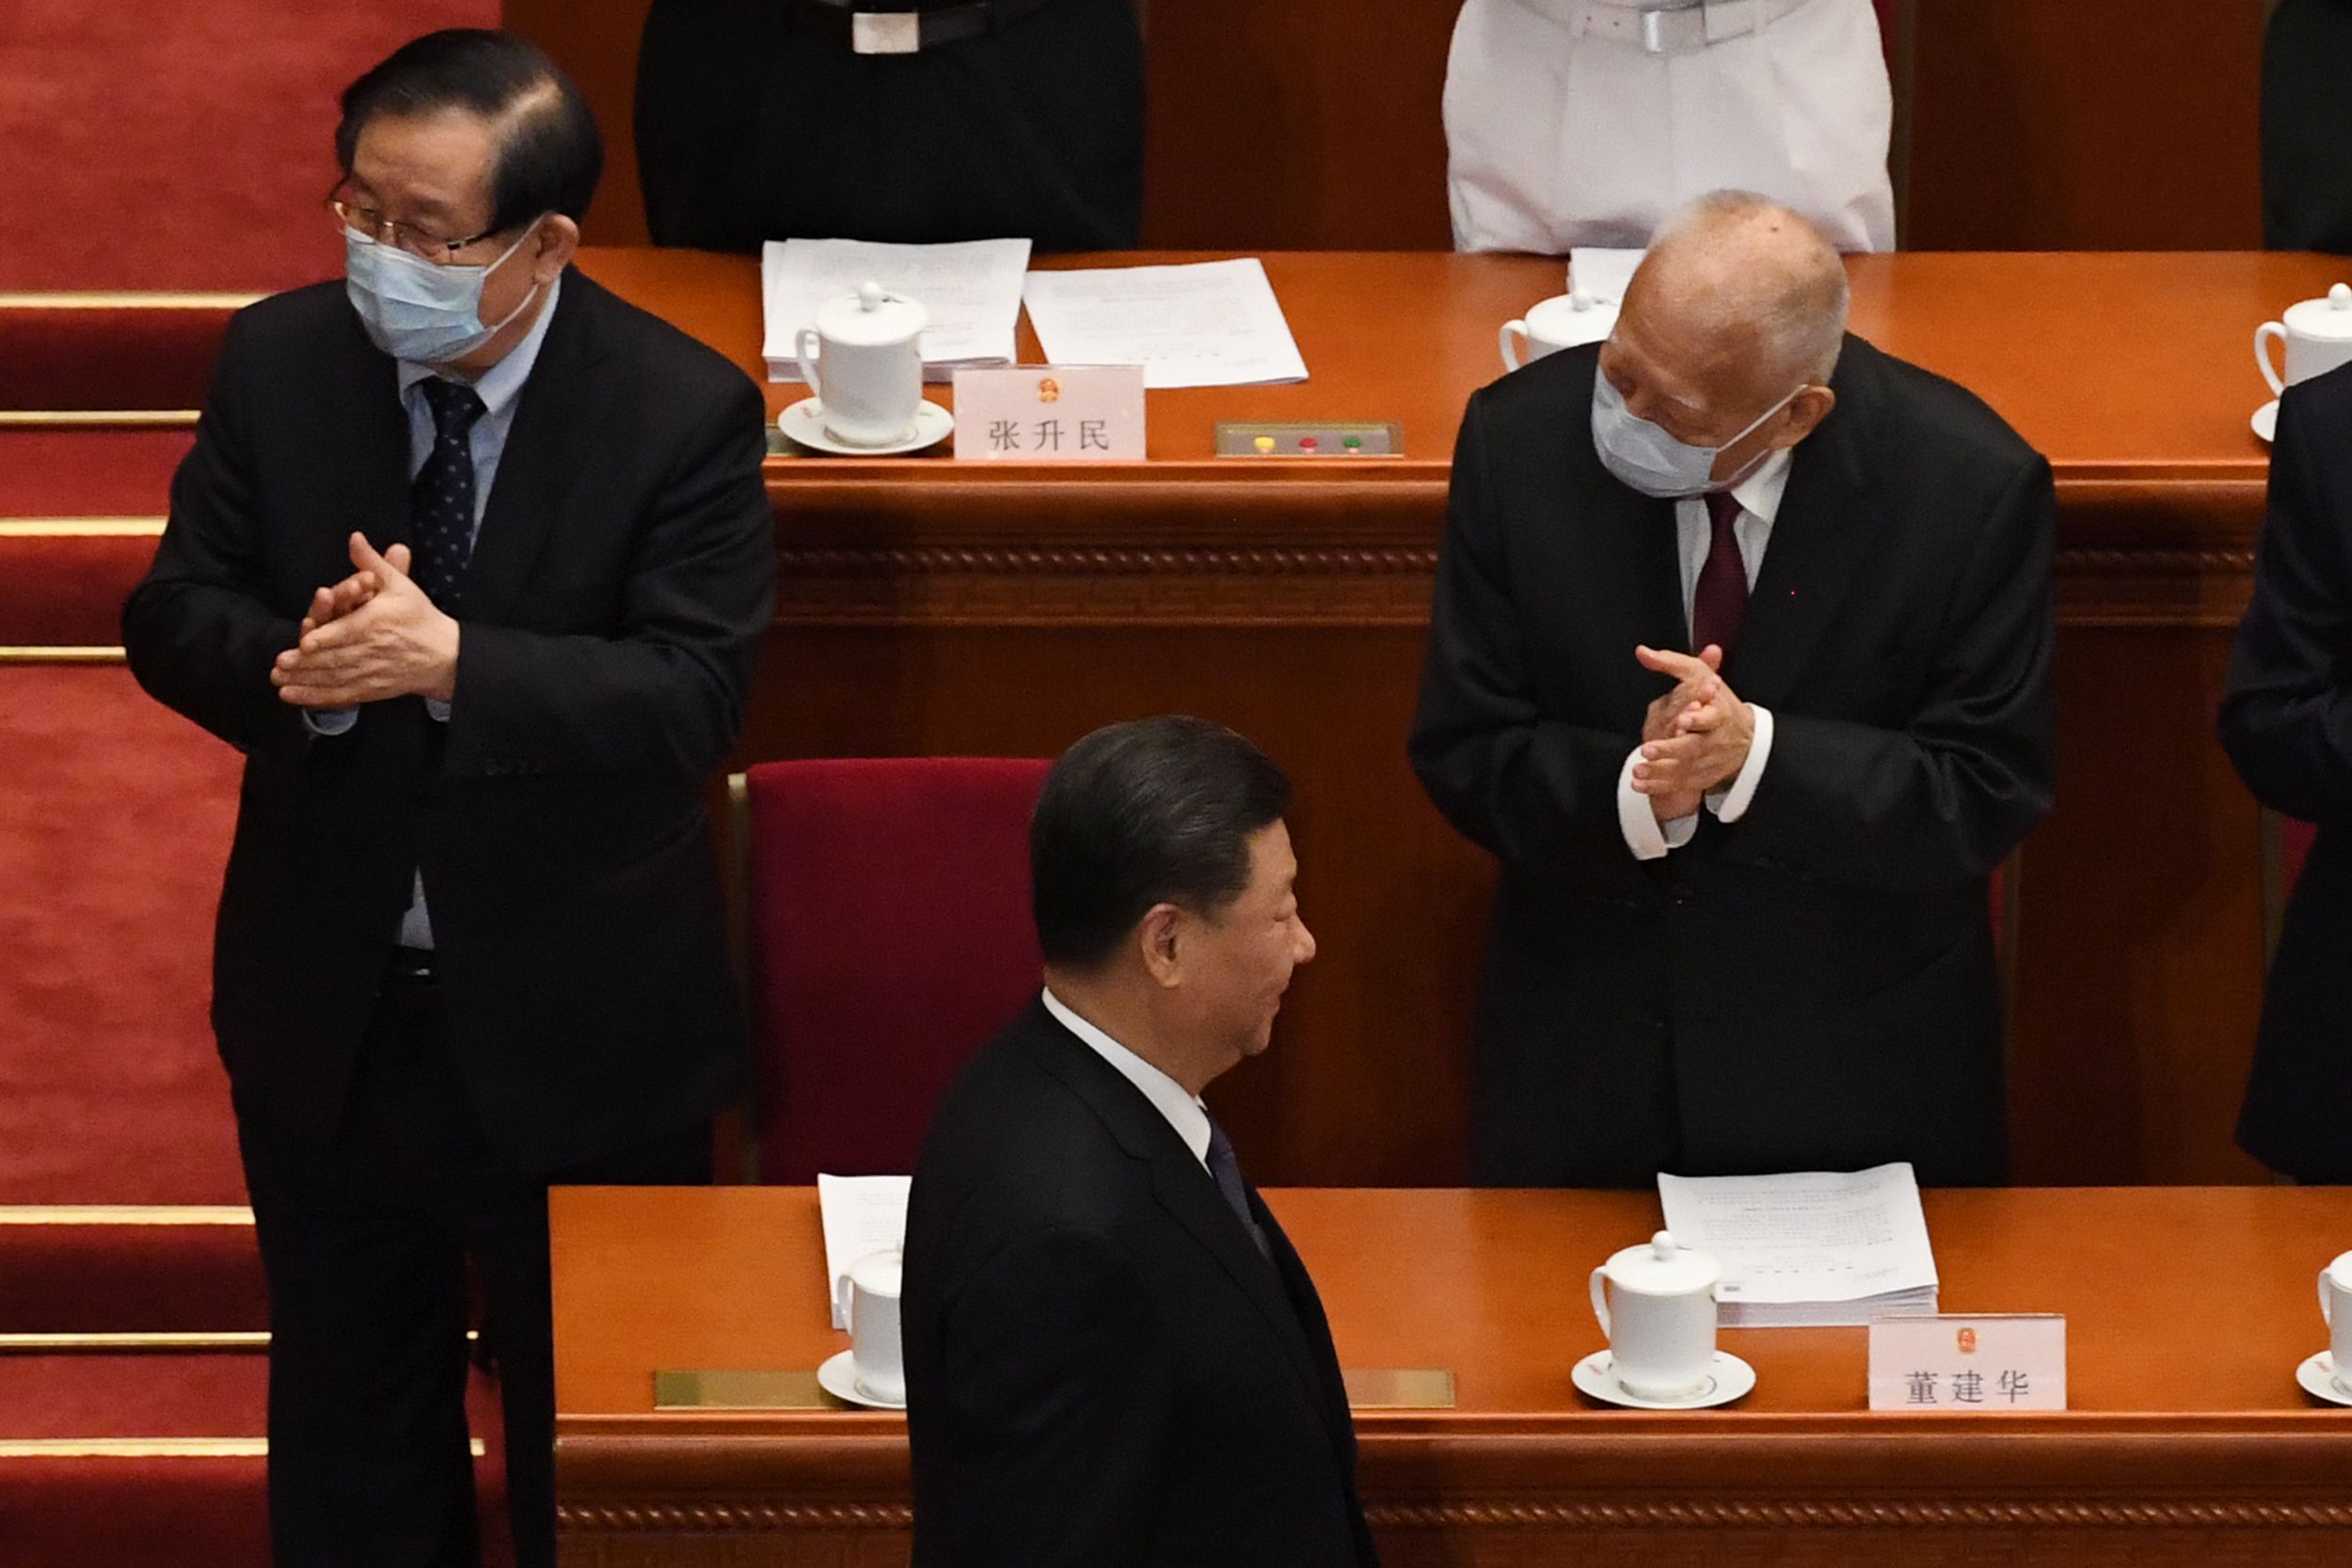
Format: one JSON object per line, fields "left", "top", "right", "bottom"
{"left": 1867, "top": 1314, "right": 2067, "bottom": 1411}
{"left": 951, "top": 365, "right": 1145, "bottom": 462}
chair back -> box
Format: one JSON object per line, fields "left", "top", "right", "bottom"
{"left": 739, "top": 757, "right": 1052, "bottom": 1184}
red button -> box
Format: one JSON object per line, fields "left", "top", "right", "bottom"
{"left": 1298, "top": 436, "right": 1320, "bottom": 451}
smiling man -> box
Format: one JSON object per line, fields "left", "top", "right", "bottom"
{"left": 121, "top": 29, "right": 773, "bottom": 1568}
{"left": 902, "top": 716, "right": 1375, "bottom": 1568}
{"left": 1409, "top": 189, "right": 2056, "bottom": 1190}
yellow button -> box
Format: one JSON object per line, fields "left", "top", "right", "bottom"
{"left": 1254, "top": 436, "right": 1276, "bottom": 453}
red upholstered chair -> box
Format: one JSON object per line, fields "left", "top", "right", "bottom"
{"left": 738, "top": 757, "right": 1053, "bottom": 1184}
{"left": 2261, "top": 809, "right": 2320, "bottom": 964}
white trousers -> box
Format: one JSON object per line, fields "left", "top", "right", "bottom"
{"left": 1443, "top": 0, "right": 1896, "bottom": 253}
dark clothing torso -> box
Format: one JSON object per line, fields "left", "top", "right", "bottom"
{"left": 635, "top": 0, "right": 1144, "bottom": 252}
{"left": 2219, "top": 359, "right": 2352, "bottom": 1180}
{"left": 902, "top": 1000, "right": 1379, "bottom": 1568}
{"left": 1409, "top": 337, "right": 2058, "bottom": 1189}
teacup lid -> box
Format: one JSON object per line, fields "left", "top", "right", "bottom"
{"left": 2282, "top": 283, "right": 2352, "bottom": 340}
{"left": 816, "top": 280, "right": 929, "bottom": 347}
{"left": 1525, "top": 289, "right": 1620, "bottom": 348}
{"left": 848, "top": 1246, "right": 902, "bottom": 1297}
{"left": 1601, "top": 1229, "right": 1721, "bottom": 1295}
{"left": 2326, "top": 1249, "right": 2352, "bottom": 1287}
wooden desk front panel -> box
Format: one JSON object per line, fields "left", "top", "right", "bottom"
{"left": 578, "top": 247, "right": 2323, "bottom": 1187}
{"left": 554, "top": 1187, "right": 2352, "bottom": 1567}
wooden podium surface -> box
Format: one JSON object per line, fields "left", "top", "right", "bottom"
{"left": 554, "top": 1184, "right": 2352, "bottom": 1566}
{"left": 568, "top": 248, "right": 2336, "bottom": 1191}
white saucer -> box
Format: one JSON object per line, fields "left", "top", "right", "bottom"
{"left": 816, "top": 1348, "right": 905, "bottom": 1410}
{"left": 2254, "top": 399, "right": 2279, "bottom": 444}
{"left": 778, "top": 396, "right": 951, "bottom": 457}
{"left": 2296, "top": 1352, "right": 2352, "bottom": 1407}
{"left": 1571, "top": 1349, "right": 1756, "bottom": 1411}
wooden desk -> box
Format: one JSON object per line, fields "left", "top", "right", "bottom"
{"left": 571, "top": 248, "right": 2344, "bottom": 1188}
{"left": 554, "top": 1184, "right": 2352, "bottom": 1566}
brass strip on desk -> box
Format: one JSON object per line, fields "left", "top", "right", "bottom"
{"left": 653, "top": 1367, "right": 1457, "bottom": 1411}
{"left": 0, "top": 1206, "right": 252, "bottom": 1225}
{"left": 1342, "top": 1369, "right": 1457, "bottom": 1409}
{"left": 656, "top": 1370, "right": 833, "bottom": 1411}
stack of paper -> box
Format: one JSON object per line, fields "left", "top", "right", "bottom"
{"left": 816, "top": 1172, "right": 910, "bottom": 1329}
{"left": 1021, "top": 258, "right": 1309, "bottom": 389}
{"left": 1656, "top": 1163, "right": 1939, "bottom": 1328}
{"left": 760, "top": 238, "right": 1030, "bottom": 383}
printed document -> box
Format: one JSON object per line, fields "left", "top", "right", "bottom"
{"left": 1021, "top": 258, "right": 1309, "bottom": 389}
{"left": 817, "top": 1173, "right": 911, "bottom": 1329}
{"left": 1657, "top": 1162, "right": 1940, "bottom": 1327}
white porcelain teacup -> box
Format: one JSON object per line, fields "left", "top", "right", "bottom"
{"left": 796, "top": 280, "right": 927, "bottom": 447}
{"left": 839, "top": 1247, "right": 905, "bottom": 1404}
{"left": 2256, "top": 283, "right": 2352, "bottom": 399}
{"left": 1590, "top": 1230, "right": 1720, "bottom": 1402}
{"left": 2319, "top": 1251, "right": 2352, "bottom": 1395}
{"left": 1500, "top": 289, "right": 1619, "bottom": 372}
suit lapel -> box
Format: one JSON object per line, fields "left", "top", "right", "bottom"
{"left": 1253, "top": 1196, "right": 1358, "bottom": 1452}
{"left": 458, "top": 271, "right": 609, "bottom": 623}
{"left": 1018, "top": 1010, "right": 1335, "bottom": 1419}
{"left": 1575, "top": 472, "right": 1688, "bottom": 718}
{"left": 326, "top": 310, "right": 412, "bottom": 566}
{"left": 1725, "top": 376, "right": 1878, "bottom": 708}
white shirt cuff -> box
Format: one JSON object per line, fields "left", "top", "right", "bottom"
{"left": 1618, "top": 745, "right": 1698, "bottom": 860}
{"left": 301, "top": 706, "right": 358, "bottom": 736}
{"left": 425, "top": 697, "right": 451, "bottom": 724}
{"left": 1705, "top": 704, "right": 1773, "bottom": 823}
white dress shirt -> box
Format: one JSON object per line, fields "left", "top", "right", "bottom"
{"left": 1041, "top": 987, "right": 1212, "bottom": 1172}
{"left": 1616, "top": 447, "right": 1788, "bottom": 861}
{"left": 303, "top": 276, "right": 564, "bottom": 946}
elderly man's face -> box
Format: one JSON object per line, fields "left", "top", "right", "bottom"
{"left": 1598, "top": 270, "right": 1820, "bottom": 485}
{"left": 346, "top": 109, "right": 556, "bottom": 359}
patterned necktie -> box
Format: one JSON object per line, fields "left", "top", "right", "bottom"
{"left": 411, "top": 378, "right": 488, "bottom": 612}
{"left": 1204, "top": 1117, "right": 1272, "bottom": 1261}
{"left": 1690, "top": 488, "right": 1749, "bottom": 660}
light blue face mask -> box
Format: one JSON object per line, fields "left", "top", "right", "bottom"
{"left": 1590, "top": 372, "right": 1802, "bottom": 499}
{"left": 343, "top": 218, "right": 544, "bottom": 364}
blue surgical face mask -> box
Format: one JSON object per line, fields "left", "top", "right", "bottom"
{"left": 343, "top": 218, "right": 544, "bottom": 364}
{"left": 1590, "top": 371, "right": 1802, "bottom": 499}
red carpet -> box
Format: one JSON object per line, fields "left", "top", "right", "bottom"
{"left": 0, "top": 666, "right": 246, "bottom": 1204}
{"left": 0, "top": 1, "right": 498, "bottom": 293}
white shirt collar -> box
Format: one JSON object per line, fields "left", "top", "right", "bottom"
{"left": 1040, "top": 987, "right": 1212, "bottom": 1169}
{"left": 396, "top": 271, "right": 563, "bottom": 418}
{"left": 1727, "top": 445, "right": 1794, "bottom": 524}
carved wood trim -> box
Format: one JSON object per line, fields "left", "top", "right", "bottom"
{"left": 558, "top": 1495, "right": 2352, "bottom": 1535}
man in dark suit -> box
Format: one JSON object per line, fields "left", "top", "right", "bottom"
{"left": 120, "top": 31, "right": 773, "bottom": 1568}
{"left": 1409, "top": 190, "right": 2055, "bottom": 1190}
{"left": 902, "top": 716, "right": 1377, "bottom": 1568}
{"left": 2218, "top": 360, "right": 2352, "bottom": 1182}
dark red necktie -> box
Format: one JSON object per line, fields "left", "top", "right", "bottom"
{"left": 1691, "top": 489, "right": 1749, "bottom": 660}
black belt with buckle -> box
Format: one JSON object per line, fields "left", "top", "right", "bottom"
{"left": 786, "top": 0, "right": 1059, "bottom": 55}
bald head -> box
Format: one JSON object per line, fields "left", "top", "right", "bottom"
{"left": 1632, "top": 191, "right": 1850, "bottom": 387}
{"left": 1589, "top": 191, "right": 1848, "bottom": 489}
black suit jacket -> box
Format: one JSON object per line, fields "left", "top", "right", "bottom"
{"left": 2218, "top": 362, "right": 2352, "bottom": 1180}
{"left": 1408, "top": 338, "right": 2056, "bottom": 1188}
{"left": 121, "top": 271, "right": 775, "bottom": 1171}
{"left": 902, "top": 999, "right": 1378, "bottom": 1568}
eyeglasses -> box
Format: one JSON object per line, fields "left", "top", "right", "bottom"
{"left": 326, "top": 187, "right": 501, "bottom": 262}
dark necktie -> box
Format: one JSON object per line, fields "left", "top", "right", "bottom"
{"left": 411, "top": 378, "right": 488, "bottom": 612}
{"left": 1690, "top": 488, "right": 1749, "bottom": 660}
{"left": 1204, "top": 1117, "right": 1272, "bottom": 1260}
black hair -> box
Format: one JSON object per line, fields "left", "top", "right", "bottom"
{"left": 1030, "top": 716, "right": 1294, "bottom": 972}
{"left": 335, "top": 29, "right": 602, "bottom": 234}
